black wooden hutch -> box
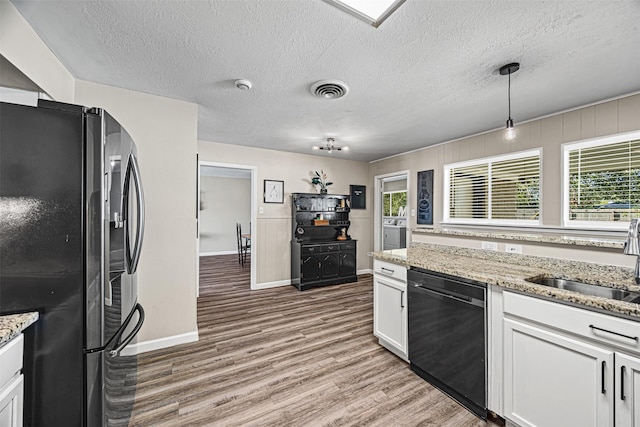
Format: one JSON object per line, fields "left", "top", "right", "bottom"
{"left": 290, "top": 193, "right": 357, "bottom": 291}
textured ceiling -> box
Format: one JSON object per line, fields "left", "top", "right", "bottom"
{"left": 10, "top": 0, "right": 640, "bottom": 162}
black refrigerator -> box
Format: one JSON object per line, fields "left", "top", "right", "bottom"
{"left": 0, "top": 99, "right": 145, "bottom": 426}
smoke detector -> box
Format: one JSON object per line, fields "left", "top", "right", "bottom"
{"left": 310, "top": 80, "right": 349, "bottom": 99}
{"left": 234, "top": 79, "right": 253, "bottom": 90}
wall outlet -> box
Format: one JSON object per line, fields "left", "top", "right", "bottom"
{"left": 505, "top": 244, "right": 523, "bottom": 254}
{"left": 481, "top": 241, "right": 498, "bottom": 251}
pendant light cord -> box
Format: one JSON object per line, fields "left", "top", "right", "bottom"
{"left": 508, "top": 71, "right": 512, "bottom": 121}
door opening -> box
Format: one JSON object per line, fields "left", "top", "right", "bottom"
{"left": 197, "top": 161, "right": 257, "bottom": 294}
{"left": 374, "top": 171, "right": 410, "bottom": 252}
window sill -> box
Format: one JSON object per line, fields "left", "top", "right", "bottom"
{"left": 414, "top": 224, "right": 626, "bottom": 249}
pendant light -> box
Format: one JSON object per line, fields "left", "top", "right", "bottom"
{"left": 499, "top": 62, "right": 520, "bottom": 141}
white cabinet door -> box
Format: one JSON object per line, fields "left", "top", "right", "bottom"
{"left": 616, "top": 352, "right": 640, "bottom": 427}
{"left": 0, "top": 374, "right": 23, "bottom": 427}
{"left": 373, "top": 274, "right": 407, "bottom": 358}
{"left": 504, "top": 318, "right": 614, "bottom": 427}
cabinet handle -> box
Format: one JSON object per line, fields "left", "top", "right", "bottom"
{"left": 589, "top": 324, "right": 639, "bottom": 342}
{"left": 400, "top": 290, "right": 404, "bottom": 308}
{"left": 381, "top": 267, "right": 395, "bottom": 275}
{"left": 621, "top": 366, "right": 626, "bottom": 401}
{"left": 601, "top": 361, "right": 606, "bottom": 394}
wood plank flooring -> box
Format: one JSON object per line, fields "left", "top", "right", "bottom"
{"left": 128, "top": 254, "right": 488, "bottom": 426}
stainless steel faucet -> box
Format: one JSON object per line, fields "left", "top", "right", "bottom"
{"left": 624, "top": 218, "right": 640, "bottom": 284}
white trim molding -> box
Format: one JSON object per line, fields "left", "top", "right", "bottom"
{"left": 199, "top": 250, "right": 237, "bottom": 257}
{"left": 120, "top": 331, "right": 199, "bottom": 356}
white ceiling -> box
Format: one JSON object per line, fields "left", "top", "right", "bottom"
{"left": 10, "top": 0, "right": 640, "bottom": 162}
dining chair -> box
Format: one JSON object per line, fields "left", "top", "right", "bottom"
{"left": 236, "top": 223, "right": 251, "bottom": 266}
{"left": 235, "top": 223, "right": 243, "bottom": 265}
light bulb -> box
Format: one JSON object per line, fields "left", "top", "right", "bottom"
{"left": 505, "top": 127, "right": 516, "bottom": 141}
{"left": 505, "top": 118, "right": 516, "bottom": 141}
{"left": 312, "top": 146, "right": 319, "bottom": 150}
{"left": 342, "top": 146, "right": 349, "bottom": 151}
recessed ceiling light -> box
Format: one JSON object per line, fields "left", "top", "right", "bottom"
{"left": 324, "top": 0, "right": 406, "bottom": 28}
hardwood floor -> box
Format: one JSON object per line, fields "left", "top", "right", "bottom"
{"left": 128, "top": 254, "right": 488, "bottom": 426}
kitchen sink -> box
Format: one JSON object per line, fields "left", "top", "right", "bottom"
{"left": 525, "top": 276, "right": 640, "bottom": 303}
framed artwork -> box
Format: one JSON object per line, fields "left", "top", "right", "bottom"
{"left": 417, "top": 170, "right": 433, "bottom": 225}
{"left": 264, "top": 179, "right": 284, "bottom": 203}
{"left": 350, "top": 185, "right": 366, "bottom": 209}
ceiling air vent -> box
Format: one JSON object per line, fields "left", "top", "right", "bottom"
{"left": 310, "top": 80, "right": 349, "bottom": 99}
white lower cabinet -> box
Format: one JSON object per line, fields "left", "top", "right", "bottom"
{"left": 0, "top": 374, "right": 23, "bottom": 427}
{"left": 373, "top": 259, "right": 407, "bottom": 361}
{"left": 617, "top": 352, "right": 640, "bottom": 427}
{"left": 504, "top": 318, "right": 614, "bottom": 427}
{"left": 503, "top": 291, "right": 640, "bottom": 427}
{"left": 0, "top": 334, "right": 24, "bottom": 427}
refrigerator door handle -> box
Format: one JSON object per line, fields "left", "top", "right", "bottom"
{"left": 109, "top": 303, "right": 145, "bottom": 357}
{"left": 123, "top": 154, "right": 145, "bottom": 274}
{"left": 129, "top": 154, "right": 145, "bottom": 273}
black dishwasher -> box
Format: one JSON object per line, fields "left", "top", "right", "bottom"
{"left": 407, "top": 267, "right": 487, "bottom": 419}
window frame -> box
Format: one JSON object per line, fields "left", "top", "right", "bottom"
{"left": 562, "top": 130, "right": 640, "bottom": 230}
{"left": 443, "top": 148, "right": 542, "bottom": 226}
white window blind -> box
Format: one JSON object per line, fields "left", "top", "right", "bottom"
{"left": 445, "top": 150, "right": 540, "bottom": 224}
{"left": 564, "top": 132, "right": 640, "bottom": 227}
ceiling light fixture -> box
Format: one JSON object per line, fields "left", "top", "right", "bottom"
{"left": 324, "top": 0, "right": 406, "bottom": 28}
{"left": 499, "top": 62, "right": 520, "bottom": 141}
{"left": 313, "top": 138, "right": 349, "bottom": 153}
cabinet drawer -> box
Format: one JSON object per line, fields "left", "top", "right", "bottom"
{"left": 374, "top": 259, "right": 407, "bottom": 282}
{"left": 503, "top": 291, "right": 640, "bottom": 355}
{"left": 0, "top": 334, "right": 23, "bottom": 388}
{"left": 323, "top": 244, "right": 340, "bottom": 252}
{"left": 340, "top": 241, "right": 356, "bottom": 251}
{"left": 301, "top": 245, "right": 321, "bottom": 254}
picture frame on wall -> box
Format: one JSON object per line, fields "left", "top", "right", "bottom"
{"left": 350, "top": 185, "right": 366, "bottom": 209}
{"left": 417, "top": 170, "right": 433, "bottom": 225}
{"left": 264, "top": 179, "right": 284, "bottom": 203}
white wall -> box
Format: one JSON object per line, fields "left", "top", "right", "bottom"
{"left": 200, "top": 176, "right": 251, "bottom": 254}
{"left": 0, "top": 1, "right": 74, "bottom": 102}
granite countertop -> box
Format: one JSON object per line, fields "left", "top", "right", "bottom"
{"left": 0, "top": 312, "right": 39, "bottom": 348}
{"left": 368, "top": 248, "right": 407, "bottom": 265}
{"left": 413, "top": 228, "right": 624, "bottom": 249}
{"left": 371, "top": 243, "right": 640, "bottom": 320}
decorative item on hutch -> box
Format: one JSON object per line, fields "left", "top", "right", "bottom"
{"left": 311, "top": 170, "right": 332, "bottom": 194}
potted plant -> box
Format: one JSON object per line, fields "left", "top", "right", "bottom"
{"left": 311, "top": 170, "right": 332, "bottom": 194}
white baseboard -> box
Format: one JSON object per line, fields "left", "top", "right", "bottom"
{"left": 120, "top": 330, "right": 199, "bottom": 356}
{"left": 199, "top": 250, "right": 237, "bottom": 256}
{"left": 255, "top": 279, "right": 291, "bottom": 290}
{"left": 256, "top": 272, "right": 371, "bottom": 290}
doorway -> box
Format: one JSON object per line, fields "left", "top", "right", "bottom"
{"left": 197, "top": 161, "right": 257, "bottom": 295}
{"left": 374, "top": 171, "right": 410, "bottom": 251}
